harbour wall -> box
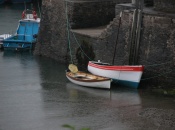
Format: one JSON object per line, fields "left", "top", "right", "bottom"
{"left": 154, "top": 0, "right": 175, "bottom": 13}
{"left": 34, "top": 0, "right": 175, "bottom": 88}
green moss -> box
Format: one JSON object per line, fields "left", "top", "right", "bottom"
{"left": 76, "top": 39, "right": 95, "bottom": 71}
{"left": 166, "top": 89, "right": 175, "bottom": 95}
{"left": 151, "top": 88, "right": 175, "bottom": 97}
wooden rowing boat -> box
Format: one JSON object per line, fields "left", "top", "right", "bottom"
{"left": 66, "top": 71, "right": 111, "bottom": 89}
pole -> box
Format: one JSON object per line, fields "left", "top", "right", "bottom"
{"left": 112, "top": 11, "right": 122, "bottom": 65}
{"left": 37, "top": 0, "right": 41, "bottom": 18}
{"left": 134, "top": 0, "right": 143, "bottom": 64}
{"left": 24, "top": 1, "right": 26, "bottom": 10}
{"left": 129, "top": 0, "right": 139, "bottom": 65}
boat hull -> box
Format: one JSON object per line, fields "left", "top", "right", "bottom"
{"left": 88, "top": 61, "right": 144, "bottom": 88}
{"left": 3, "top": 41, "right": 35, "bottom": 50}
{"left": 3, "top": 18, "right": 40, "bottom": 50}
{"left": 66, "top": 71, "right": 111, "bottom": 89}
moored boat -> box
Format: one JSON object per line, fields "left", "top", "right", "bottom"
{"left": 66, "top": 71, "right": 111, "bottom": 89}
{"left": 88, "top": 61, "right": 144, "bottom": 89}
{"left": 3, "top": 9, "right": 40, "bottom": 50}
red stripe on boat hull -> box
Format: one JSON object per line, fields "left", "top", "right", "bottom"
{"left": 88, "top": 61, "right": 144, "bottom": 72}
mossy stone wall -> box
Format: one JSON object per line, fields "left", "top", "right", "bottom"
{"left": 154, "top": 0, "right": 175, "bottom": 13}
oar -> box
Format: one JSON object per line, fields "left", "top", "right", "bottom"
{"left": 68, "top": 64, "right": 78, "bottom": 73}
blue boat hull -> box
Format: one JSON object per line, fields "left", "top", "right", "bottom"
{"left": 3, "top": 40, "right": 35, "bottom": 50}
{"left": 3, "top": 19, "right": 39, "bottom": 50}
{"left": 112, "top": 79, "right": 140, "bottom": 89}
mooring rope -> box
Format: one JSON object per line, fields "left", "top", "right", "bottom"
{"left": 65, "top": 1, "right": 93, "bottom": 62}
{"left": 141, "top": 69, "right": 174, "bottom": 80}
{"left": 143, "top": 61, "right": 173, "bottom": 67}
{"left": 141, "top": 60, "right": 174, "bottom": 80}
{"left": 65, "top": 1, "right": 73, "bottom": 64}
{"left": 69, "top": 27, "right": 93, "bottom": 61}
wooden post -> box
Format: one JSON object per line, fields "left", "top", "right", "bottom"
{"left": 129, "top": 0, "right": 139, "bottom": 65}
{"left": 129, "top": 0, "right": 144, "bottom": 65}
{"left": 112, "top": 12, "right": 122, "bottom": 65}
{"left": 134, "top": 0, "right": 144, "bottom": 64}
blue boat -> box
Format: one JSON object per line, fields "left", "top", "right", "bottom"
{"left": 3, "top": 9, "right": 40, "bottom": 50}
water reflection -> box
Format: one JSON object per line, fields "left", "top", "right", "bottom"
{"left": 0, "top": 51, "right": 175, "bottom": 130}
{"left": 64, "top": 83, "right": 143, "bottom": 130}
{"left": 1, "top": 2, "right": 174, "bottom": 130}
{"left": 66, "top": 83, "right": 142, "bottom": 108}
{"left": 35, "top": 56, "right": 67, "bottom": 86}
{"left": 0, "top": 51, "right": 46, "bottom": 130}
{"left": 0, "top": 51, "right": 41, "bottom": 88}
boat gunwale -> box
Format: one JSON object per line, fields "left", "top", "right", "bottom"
{"left": 66, "top": 72, "right": 111, "bottom": 83}
{"left": 88, "top": 61, "right": 144, "bottom": 71}
{"left": 19, "top": 19, "right": 40, "bottom": 23}
{"left": 3, "top": 39, "right": 33, "bottom": 43}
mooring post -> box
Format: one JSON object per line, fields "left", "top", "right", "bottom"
{"left": 112, "top": 11, "right": 122, "bottom": 65}
{"left": 134, "top": 0, "right": 144, "bottom": 65}
{"left": 129, "top": 0, "right": 143, "bottom": 65}
{"left": 129, "top": 0, "right": 139, "bottom": 65}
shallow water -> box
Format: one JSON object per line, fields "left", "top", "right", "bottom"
{"left": 0, "top": 51, "right": 175, "bottom": 130}
{"left": 0, "top": 4, "right": 175, "bottom": 130}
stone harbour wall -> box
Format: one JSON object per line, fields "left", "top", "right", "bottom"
{"left": 34, "top": 0, "right": 68, "bottom": 62}
{"left": 138, "top": 13, "right": 175, "bottom": 87}
{"left": 34, "top": 0, "right": 175, "bottom": 88}
{"left": 154, "top": 0, "right": 175, "bottom": 13}
{"left": 69, "top": 11, "right": 175, "bottom": 87}
{"left": 34, "top": 0, "right": 128, "bottom": 62}
{"left": 66, "top": 0, "right": 130, "bottom": 29}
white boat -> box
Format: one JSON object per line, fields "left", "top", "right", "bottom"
{"left": 66, "top": 71, "right": 111, "bottom": 89}
{"left": 88, "top": 61, "right": 144, "bottom": 89}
